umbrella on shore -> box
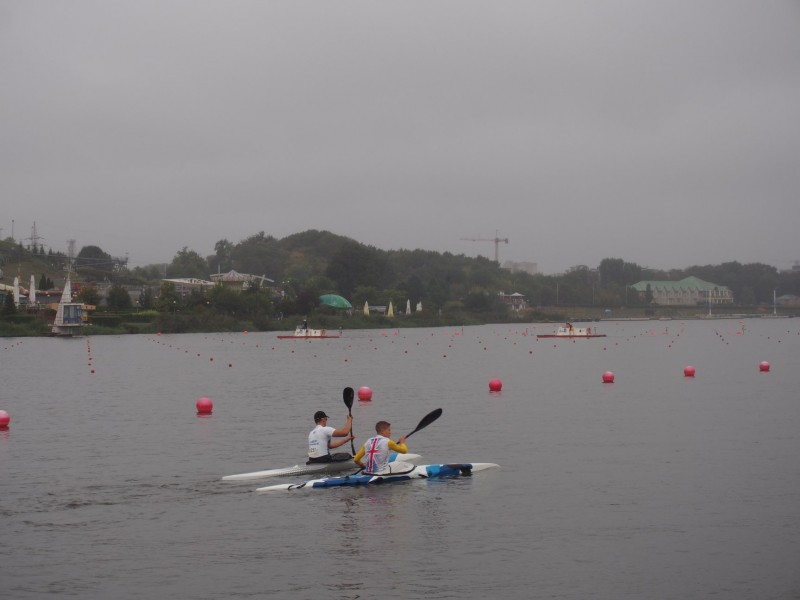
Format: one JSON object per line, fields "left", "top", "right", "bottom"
{"left": 319, "top": 294, "right": 353, "bottom": 309}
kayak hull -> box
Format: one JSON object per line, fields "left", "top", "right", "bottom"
{"left": 255, "top": 462, "right": 499, "bottom": 493}
{"left": 222, "top": 453, "right": 421, "bottom": 481}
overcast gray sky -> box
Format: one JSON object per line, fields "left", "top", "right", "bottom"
{"left": 3, "top": 1, "right": 799, "bottom": 274}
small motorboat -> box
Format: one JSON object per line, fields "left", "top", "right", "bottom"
{"left": 277, "top": 323, "right": 341, "bottom": 339}
{"left": 536, "top": 323, "right": 606, "bottom": 339}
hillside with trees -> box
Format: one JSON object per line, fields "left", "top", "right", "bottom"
{"left": 137, "top": 230, "right": 800, "bottom": 318}
{"left": 3, "top": 231, "right": 800, "bottom": 335}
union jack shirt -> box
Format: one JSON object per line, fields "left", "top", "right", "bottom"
{"left": 358, "top": 434, "right": 407, "bottom": 473}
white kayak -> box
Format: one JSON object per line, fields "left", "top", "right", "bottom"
{"left": 222, "top": 453, "right": 421, "bottom": 481}
{"left": 255, "top": 462, "right": 499, "bottom": 493}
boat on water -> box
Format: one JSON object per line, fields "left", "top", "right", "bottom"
{"left": 536, "top": 323, "right": 606, "bottom": 339}
{"left": 277, "top": 321, "right": 341, "bottom": 339}
{"left": 255, "top": 462, "right": 499, "bottom": 493}
{"left": 222, "top": 453, "right": 421, "bottom": 481}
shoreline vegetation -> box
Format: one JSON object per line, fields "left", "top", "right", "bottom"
{"left": 2, "top": 305, "right": 795, "bottom": 338}
{"left": 3, "top": 231, "right": 799, "bottom": 338}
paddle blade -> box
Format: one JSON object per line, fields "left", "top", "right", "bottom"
{"left": 343, "top": 387, "right": 356, "bottom": 454}
{"left": 343, "top": 387, "right": 354, "bottom": 411}
{"left": 405, "top": 408, "right": 443, "bottom": 438}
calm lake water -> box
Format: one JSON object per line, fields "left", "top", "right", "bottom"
{"left": 2, "top": 320, "right": 799, "bottom": 599}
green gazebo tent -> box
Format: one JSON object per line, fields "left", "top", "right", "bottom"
{"left": 319, "top": 294, "right": 353, "bottom": 309}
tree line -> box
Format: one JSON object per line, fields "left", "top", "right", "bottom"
{"left": 125, "top": 231, "right": 800, "bottom": 317}
{"left": 5, "top": 232, "right": 800, "bottom": 323}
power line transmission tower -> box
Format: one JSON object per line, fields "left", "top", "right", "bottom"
{"left": 460, "top": 230, "right": 509, "bottom": 263}
{"left": 24, "top": 221, "right": 46, "bottom": 252}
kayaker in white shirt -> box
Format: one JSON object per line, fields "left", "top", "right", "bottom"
{"left": 307, "top": 410, "right": 354, "bottom": 463}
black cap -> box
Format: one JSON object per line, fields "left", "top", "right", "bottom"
{"left": 314, "top": 410, "right": 329, "bottom": 423}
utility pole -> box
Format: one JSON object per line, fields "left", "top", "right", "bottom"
{"left": 67, "top": 239, "right": 76, "bottom": 276}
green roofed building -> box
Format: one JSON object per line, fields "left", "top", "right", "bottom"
{"left": 630, "top": 276, "right": 734, "bottom": 306}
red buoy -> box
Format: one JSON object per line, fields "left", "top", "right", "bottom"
{"left": 196, "top": 397, "right": 213, "bottom": 414}
{"left": 759, "top": 361, "right": 770, "bottom": 372}
{"left": 684, "top": 366, "right": 696, "bottom": 377}
{"left": 358, "top": 386, "right": 373, "bottom": 401}
{"left": 0, "top": 410, "right": 10, "bottom": 429}
{"left": 602, "top": 371, "right": 615, "bottom": 383}
{"left": 489, "top": 378, "right": 503, "bottom": 392}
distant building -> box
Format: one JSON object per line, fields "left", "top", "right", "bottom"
{"left": 776, "top": 294, "right": 800, "bottom": 307}
{"left": 499, "top": 291, "right": 527, "bottom": 311}
{"left": 503, "top": 261, "right": 539, "bottom": 275}
{"left": 630, "top": 276, "right": 733, "bottom": 306}
{"left": 162, "top": 278, "right": 216, "bottom": 298}
{"left": 209, "top": 270, "right": 274, "bottom": 292}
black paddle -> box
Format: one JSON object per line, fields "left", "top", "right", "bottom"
{"left": 343, "top": 387, "right": 355, "bottom": 455}
{"left": 403, "top": 407, "right": 443, "bottom": 440}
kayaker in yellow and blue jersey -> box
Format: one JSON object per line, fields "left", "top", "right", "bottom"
{"left": 353, "top": 421, "right": 408, "bottom": 474}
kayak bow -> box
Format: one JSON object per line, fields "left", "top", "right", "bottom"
{"left": 254, "top": 462, "right": 499, "bottom": 493}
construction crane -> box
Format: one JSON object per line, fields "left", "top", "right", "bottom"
{"left": 460, "top": 230, "right": 509, "bottom": 263}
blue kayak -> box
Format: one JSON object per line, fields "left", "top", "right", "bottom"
{"left": 255, "top": 462, "right": 499, "bottom": 493}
